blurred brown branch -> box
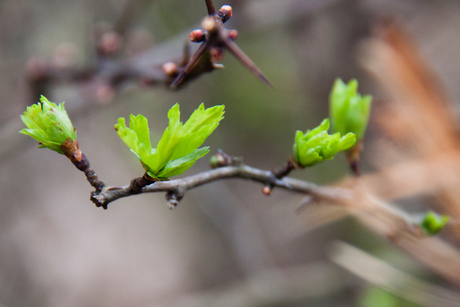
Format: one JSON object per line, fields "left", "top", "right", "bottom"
{"left": 360, "top": 18, "right": 460, "bottom": 241}
{"left": 153, "top": 262, "right": 345, "bottom": 307}
{"left": 330, "top": 241, "right": 460, "bottom": 307}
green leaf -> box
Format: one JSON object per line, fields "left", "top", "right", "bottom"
{"left": 421, "top": 211, "right": 450, "bottom": 235}
{"left": 329, "top": 79, "right": 372, "bottom": 140}
{"left": 20, "top": 95, "right": 76, "bottom": 154}
{"left": 171, "top": 103, "right": 224, "bottom": 160}
{"left": 155, "top": 147, "right": 210, "bottom": 179}
{"left": 116, "top": 103, "right": 224, "bottom": 180}
{"left": 293, "top": 118, "right": 356, "bottom": 167}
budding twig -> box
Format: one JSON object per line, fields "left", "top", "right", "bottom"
{"left": 263, "top": 157, "right": 297, "bottom": 195}
{"left": 60, "top": 139, "right": 106, "bottom": 192}
{"left": 172, "top": 0, "right": 273, "bottom": 88}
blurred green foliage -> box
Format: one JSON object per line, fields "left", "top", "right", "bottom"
{"left": 421, "top": 211, "right": 450, "bottom": 235}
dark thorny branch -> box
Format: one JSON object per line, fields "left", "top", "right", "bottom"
{"left": 26, "top": 0, "right": 272, "bottom": 105}
{"left": 171, "top": 1, "right": 273, "bottom": 88}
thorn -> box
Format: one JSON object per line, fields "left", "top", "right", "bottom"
{"left": 295, "top": 195, "right": 314, "bottom": 214}
{"left": 171, "top": 41, "right": 209, "bottom": 88}
{"left": 205, "top": 0, "right": 217, "bottom": 16}
{"left": 221, "top": 35, "right": 274, "bottom": 89}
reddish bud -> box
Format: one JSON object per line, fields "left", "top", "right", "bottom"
{"left": 228, "top": 29, "right": 238, "bottom": 40}
{"left": 162, "top": 62, "right": 179, "bottom": 76}
{"left": 218, "top": 5, "right": 233, "bottom": 22}
{"left": 209, "top": 47, "right": 224, "bottom": 63}
{"left": 189, "top": 29, "right": 205, "bottom": 43}
{"left": 98, "top": 31, "right": 122, "bottom": 56}
{"left": 26, "top": 56, "right": 49, "bottom": 81}
{"left": 262, "top": 186, "right": 272, "bottom": 196}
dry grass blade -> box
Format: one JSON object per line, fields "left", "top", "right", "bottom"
{"left": 360, "top": 19, "right": 460, "bottom": 240}
{"left": 330, "top": 241, "right": 460, "bottom": 307}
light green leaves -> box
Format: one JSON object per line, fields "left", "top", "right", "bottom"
{"left": 20, "top": 95, "right": 76, "bottom": 154}
{"left": 116, "top": 103, "right": 225, "bottom": 180}
{"left": 421, "top": 211, "right": 450, "bottom": 235}
{"left": 293, "top": 119, "right": 356, "bottom": 167}
{"left": 329, "top": 79, "right": 372, "bottom": 140}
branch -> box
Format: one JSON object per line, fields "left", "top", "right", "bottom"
{"left": 91, "top": 164, "right": 290, "bottom": 209}
{"left": 87, "top": 159, "right": 460, "bottom": 287}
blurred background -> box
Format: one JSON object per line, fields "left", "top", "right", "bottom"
{"left": 2, "top": 0, "right": 460, "bottom": 306}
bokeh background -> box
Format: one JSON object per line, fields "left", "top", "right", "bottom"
{"left": 2, "top": 0, "right": 460, "bottom": 306}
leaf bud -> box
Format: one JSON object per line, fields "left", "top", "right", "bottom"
{"left": 421, "top": 211, "right": 450, "bottom": 235}
{"left": 210, "top": 47, "right": 224, "bottom": 63}
{"left": 162, "top": 62, "right": 179, "bottom": 76}
{"left": 218, "top": 5, "right": 233, "bottom": 23}
{"left": 189, "top": 29, "right": 206, "bottom": 43}
{"left": 293, "top": 119, "right": 356, "bottom": 167}
{"left": 228, "top": 29, "right": 238, "bottom": 40}
{"left": 20, "top": 96, "right": 77, "bottom": 155}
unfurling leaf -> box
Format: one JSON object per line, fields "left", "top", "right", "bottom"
{"left": 115, "top": 103, "right": 225, "bottom": 180}
{"left": 20, "top": 95, "right": 76, "bottom": 154}
{"left": 293, "top": 119, "right": 356, "bottom": 167}
{"left": 329, "top": 78, "right": 372, "bottom": 140}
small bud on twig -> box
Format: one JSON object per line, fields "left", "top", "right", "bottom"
{"left": 210, "top": 47, "right": 224, "bottom": 63}
{"left": 189, "top": 29, "right": 206, "bottom": 43}
{"left": 228, "top": 29, "right": 238, "bottom": 40}
{"left": 162, "top": 62, "right": 179, "bottom": 77}
{"left": 97, "top": 31, "right": 123, "bottom": 56}
{"left": 218, "top": 5, "right": 233, "bottom": 23}
{"left": 210, "top": 150, "right": 232, "bottom": 168}
{"left": 262, "top": 186, "right": 272, "bottom": 196}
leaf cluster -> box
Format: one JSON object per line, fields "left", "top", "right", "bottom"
{"left": 115, "top": 103, "right": 225, "bottom": 180}
{"left": 20, "top": 95, "right": 76, "bottom": 154}
{"left": 329, "top": 79, "right": 372, "bottom": 140}
{"left": 293, "top": 119, "right": 356, "bottom": 167}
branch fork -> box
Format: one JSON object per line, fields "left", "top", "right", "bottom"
{"left": 171, "top": 0, "right": 273, "bottom": 89}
